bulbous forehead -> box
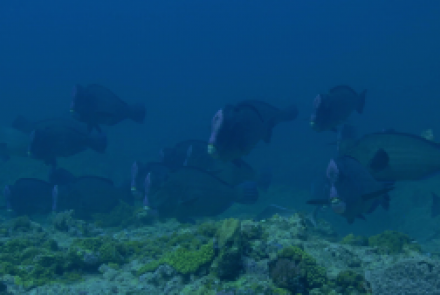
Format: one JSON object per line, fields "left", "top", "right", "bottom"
{"left": 313, "top": 94, "right": 322, "bottom": 109}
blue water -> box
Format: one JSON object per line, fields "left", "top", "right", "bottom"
{"left": 1, "top": 1, "right": 440, "bottom": 236}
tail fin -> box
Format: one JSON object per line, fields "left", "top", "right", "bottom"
{"left": 11, "top": 115, "right": 34, "bottom": 134}
{"left": 235, "top": 181, "right": 259, "bottom": 204}
{"left": 357, "top": 90, "right": 367, "bottom": 114}
{"left": 279, "top": 104, "right": 298, "bottom": 122}
{"left": 88, "top": 132, "right": 107, "bottom": 153}
{"left": 128, "top": 103, "right": 146, "bottom": 124}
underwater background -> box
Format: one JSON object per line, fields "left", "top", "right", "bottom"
{"left": 0, "top": 1, "right": 440, "bottom": 294}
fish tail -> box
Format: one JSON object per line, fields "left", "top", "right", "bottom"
{"left": 357, "top": 89, "right": 367, "bottom": 114}
{"left": 128, "top": 103, "right": 146, "bottom": 124}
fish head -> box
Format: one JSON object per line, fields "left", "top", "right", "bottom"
{"left": 329, "top": 185, "right": 346, "bottom": 214}
{"left": 326, "top": 159, "right": 340, "bottom": 184}
{"left": 208, "top": 105, "right": 243, "bottom": 161}
{"left": 208, "top": 106, "right": 232, "bottom": 156}
{"left": 70, "top": 85, "right": 86, "bottom": 112}
{"left": 310, "top": 94, "right": 328, "bottom": 131}
{"left": 27, "top": 129, "right": 49, "bottom": 158}
{"left": 208, "top": 108, "right": 224, "bottom": 157}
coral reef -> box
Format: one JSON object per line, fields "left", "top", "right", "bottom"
{"left": 0, "top": 209, "right": 437, "bottom": 294}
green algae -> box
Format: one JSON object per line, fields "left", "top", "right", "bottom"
{"left": 340, "top": 233, "right": 369, "bottom": 246}
{"left": 333, "top": 270, "right": 372, "bottom": 294}
{"left": 270, "top": 246, "right": 327, "bottom": 292}
{"left": 368, "top": 230, "right": 421, "bottom": 254}
{"left": 137, "top": 241, "right": 215, "bottom": 276}
{"left": 0, "top": 237, "right": 80, "bottom": 289}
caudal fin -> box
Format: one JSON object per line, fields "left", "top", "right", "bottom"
{"left": 11, "top": 115, "right": 34, "bottom": 134}
{"left": 88, "top": 132, "right": 107, "bottom": 153}
{"left": 128, "top": 103, "right": 146, "bottom": 124}
{"left": 357, "top": 90, "right": 367, "bottom": 114}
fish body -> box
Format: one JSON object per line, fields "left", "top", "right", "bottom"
{"left": 341, "top": 131, "right": 440, "bottom": 181}
{"left": 4, "top": 178, "right": 55, "bottom": 215}
{"left": 25, "top": 117, "right": 107, "bottom": 167}
{"left": 146, "top": 165, "right": 258, "bottom": 220}
{"left": 57, "top": 176, "right": 122, "bottom": 218}
{"left": 327, "top": 156, "right": 391, "bottom": 224}
{"left": 158, "top": 139, "right": 268, "bottom": 188}
{"left": 71, "top": 84, "right": 145, "bottom": 132}
{"left": 311, "top": 85, "right": 366, "bottom": 132}
{"left": 160, "top": 139, "right": 215, "bottom": 170}
{"left": 130, "top": 161, "right": 171, "bottom": 193}
{"left": 208, "top": 100, "right": 297, "bottom": 161}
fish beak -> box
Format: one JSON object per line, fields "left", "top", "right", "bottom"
{"left": 131, "top": 186, "right": 136, "bottom": 192}
{"left": 331, "top": 198, "right": 340, "bottom": 204}
{"left": 310, "top": 121, "right": 315, "bottom": 127}
{"left": 70, "top": 109, "right": 74, "bottom": 113}
{"left": 207, "top": 144, "right": 216, "bottom": 155}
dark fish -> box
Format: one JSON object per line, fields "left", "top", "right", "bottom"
{"left": 0, "top": 126, "right": 30, "bottom": 160}
{"left": 24, "top": 117, "right": 107, "bottom": 167}
{"left": 57, "top": 176, "right": 123, "bottom": 218}
{"left": 310, "top": 85, "right": 366, "bottom": 132}
{"left": 130, "top": 161, "right": 171, "bottom": 193}
{"left": 70, "top": 84, "right": 146, "bottom": 132}
{"left": 340, "top": 131, "right": 440, "bottom": 181}
{"left": 159, "top": 139, "right": 272, "bottom": 189}
{"left": 4, "top": 178, "right": 56, "bottom": 216}
{"left": 308, "top": 156, "right": 392, "bottom": 224}
{"left": 254, "top": 204, "right": 295, "bottom": 221}
{"left": 48, "top": 168, "right": 76, "bottom": 186}
{"left": 208, "top": 100, "right": 298, "bottom": 162}
{"left": 432, "top": 193, "right": 440, "bottom": 218}
{"left": 160, "top": 139, "right": 216, "bottom": 170}
{"left": 144, "top": 165, "right": 259, "bottom": 220}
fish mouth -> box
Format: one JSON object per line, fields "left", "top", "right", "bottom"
{"left": 331, "top": 198, "right": 340, "bottom": 204}
{"left": 69, "top": 109, "right": 75, "bottom": 113}
{"left": 310, "top": 121, "right": 315, "bottom": 127}
{"left": 330, "top": 198, "right": 346, "bottom": 214}
{"left": 131, "top": 186, "right": 137, "bottom": 192}
{"left": 207, "top": 144, "right": 216, "bottom": 155}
